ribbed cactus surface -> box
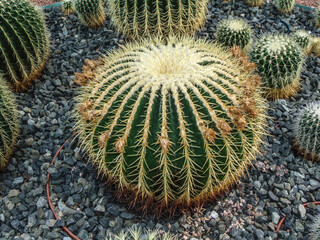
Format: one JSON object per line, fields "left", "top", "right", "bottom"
{"left": 215, "top": 19, "right": 252, "bottom": 50}
{"left": 75, "top": 0, "right": 106, "bottom": 29}
{"left": 294, "top": 102, "right": 320, "bottom": 161}
{"left": 0, "top": 77, "right": 19, "bottom": 171}
{"left": 247, "top": 0, "right": 265, "bottom": 6}
{"left": 108, "top": 0, "right": 209, "bottom": 38}
{"left": 0, "top": 0, "right": 50, "bottom": 91}
{"left": 62, "top": 0, "right": 75, "bottom": 15}
{"left": 276, "top": 0, "right": 295, "bottom": 14}
{"left": 75, "top": 37, "right": 266, "bottom": 212}
{"left": 291, "top": 30, "right": 312, "bottom": 54}
{"left": 250, "top": 34, "right": 304, "bottom": 100}
{"left": 311, "top": 37, "right": 320, "bottom": 57}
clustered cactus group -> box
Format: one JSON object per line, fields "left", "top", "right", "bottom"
{"left": 215, "top": 19, "right": 252, "bottom": 50}
{"left": 249, "top": 34, "right": 304, "bottom": 100}
{"left": 75, "top": 36, "right": 266, "bottom": 212}
{"left": 62, "top": 0, "right": 75, "bottom": 15}
{"left": 294, "top": 102, "right": 320, "bottom": 161}
{"left": 0, "top": 0, "right": 50, "bottom": 91}
{"left": 107, "top": 0, "right": 209, "bottom": 38}
{"left": 0, "top": 78, "right": 19, "bottom": 171}
{"left": 276, "top": 0, "right": 295, "bottom": 14}
{"left": 74, "top": 0, "right": 106, "bottom": 29}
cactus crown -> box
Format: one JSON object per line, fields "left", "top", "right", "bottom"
{"left": 247, "top": 0, "right": 265, "bottom": 6}
{"left": 291, "top": 30, "right": 312, "bottom": 54}
{"left": 250, "top": 34, "right": 304, "bottom": 100}
{"left": 62, "top": 0, "right": 75, "bottom": 15}
{"left": 294, "top": 102, "right": 320, "bottom": 161}
{"left": 315, "top": 7, "right": 320, "bottom": 28}
{"left": 74, "top": 36, "right": 266, "bottom": 213}
{"left": 75, "top": 0, "right": 106, "bottom": 29}
{"left": 107, "top": 0, "right": 209, "bottom": 39}
{"left": 0, "top": 77, "right": 19, "bottom": 171}
{"left": 215, "top": 19, "right": 252, "bottom": 50}
{"left": 0, "top": 0, "right": 50, "bottom": 91}
{"left": 276, "top": 0, "right": 295, "bottom": 14}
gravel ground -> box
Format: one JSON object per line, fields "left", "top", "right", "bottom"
{"left": 0, "top": 0, "right": 320, "bottom": 239}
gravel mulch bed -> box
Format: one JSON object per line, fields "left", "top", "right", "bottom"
{"left": 1, "top": 0, "right": 320, "bottom": 239}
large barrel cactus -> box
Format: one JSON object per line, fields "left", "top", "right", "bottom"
{"left": 215, "top": 19, "right": 252, "bottom": 50}
{"left": 75, "top": 0, "right": 106, "bottom": 29}
{"left": 294, "top": 102, "right": 320, "bottom": 161}
{"left": 0, "top": 0, "right": 50, "bottom": 91}
{"left": 0, "top": 77, "right": 19, "bottom": 171}
{"left": 75, "top": 37, "right": 266, "bottom": 213}
{"left": 107, "top": 0, "right": 209, "bottom": 38}
{"left": 250, "top": 34, "right": 304, "bottom": 100}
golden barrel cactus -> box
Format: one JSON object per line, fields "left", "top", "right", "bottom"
{"left": 74, "top": 37, "right": 266, "bottom": 213}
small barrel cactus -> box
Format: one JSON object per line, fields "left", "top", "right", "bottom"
{"left": 276, "top": 0, "right": 295, "bottom": 14}
{"left": 293, "top": 102, "right": 320, "bottom": 161}
{"left": 75, "top": 0, "right": 106, "bottom": 29}
{"left": 0, "top": 77, "right": 19, "bottom": 171}
{"left": 250, "top": 34, "right": 304, "bottom": 100}
{"left": 107, "top": 0, "right": 209, "bottom": 38}
{"left": 311, "top": 37, "right": 320, "bottom": 57}
{"left": 74, "top": 36, "right": 266, "bottom": 213}
{"left": 315, "top": 7, "right": 320, "bottom": 28}
{"left": 0, "top": 0, "right": 50, "bottom": 91}
{"left": 62, "top": 0, "right": 75, "bottom": 15}
{"left": 247, "top": 0, "right": 265, "bottom": 7}
{"left": 215, "top": 19, "right": 253, "bottom": 50}
{"left": 291, "top": 30, "right": 312, "bottom": 55}
{"left": 309, "top": 213, "right": 320, "bottom": 240}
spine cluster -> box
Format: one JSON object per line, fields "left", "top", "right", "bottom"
{"left": 0, "top": 0, "right": 50, "bottom": 91}
{"left": 107, "top": 0, "right": 209, "bottom": 39}
{"left": 74, "top": 37, "right": 266, "bottom": 213}
{"left": 249, "top": 34, "right": 304, "bottom": 100}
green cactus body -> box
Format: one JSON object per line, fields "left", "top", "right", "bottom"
{"left": 62, "top": 0, "right": 75, "bottom": 15}
{"left": 276, "top": 0, "right": 295, "bottom": 14}
{"left": 291, "top": 30, "right": 312, "bottom": 55}
{"left": 247, "top": 0, "right": 265, "bottom": 7}
{"left": 75, "top": 37, "right": 266, "bottom": 212}
{"left": 0, "top": 77, "right": 19, "bottom": 171}
{"left": 215, "top": 19, "right": 252, "bottom": 50}
{"left": 250, "top": 34, "right": 304, "bottom": 100}
{"left": 75, "top": 0, "right": 106, "bottom": 29}
{"left": 0, "top": 0, "right": 50, "bottom": 91}
{"left": 108, "top": 0, "right": 209, "bottom": 39}
{"left": 294, "top": 102, "right": 320, "bottom": 161}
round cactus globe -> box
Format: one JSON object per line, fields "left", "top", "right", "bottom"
{"left": 74, "top": 37, "right": 267, "bottom": 214}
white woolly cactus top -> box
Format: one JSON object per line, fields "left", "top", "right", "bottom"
{"left": 227, "top": 19, "right": 250, "bottom": 31}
